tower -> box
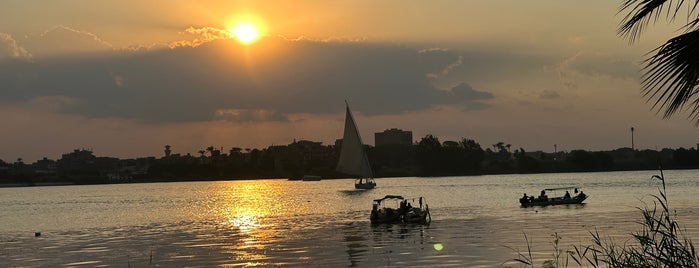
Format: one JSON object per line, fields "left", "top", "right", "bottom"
{"left": 630, "top": 127, "right": 635, "bottom": 150}
{"left": 164, "top": 145, "right": 172, "bottom": 157}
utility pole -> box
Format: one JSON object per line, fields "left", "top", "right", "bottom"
{"left": 630, "top": 127, "right": 635, "bottom": 150}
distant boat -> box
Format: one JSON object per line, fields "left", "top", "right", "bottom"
{"left": 519, "top": 186, "right": 588, "bottom": 207}
{"left": 336, "top": 102, "right": 376, "bottom": 189}
{"left": 301, "top": 175, "right": 322, "bottom": 181}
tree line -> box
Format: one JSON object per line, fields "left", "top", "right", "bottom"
{"left": 1, "top": 135, "right": 698, "bottom": 185}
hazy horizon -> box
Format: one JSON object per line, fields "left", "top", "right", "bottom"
{"left": 2, "top": 1, "right": 698, "bottom": 162}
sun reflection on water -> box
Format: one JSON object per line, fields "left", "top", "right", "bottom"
{"left": 204, "top": 179, "right": 302, "bottom": 264}
{"left": 229, "top": 214, "right": 258, "bottom": 233}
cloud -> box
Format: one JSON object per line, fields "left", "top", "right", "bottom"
{"left": 215, "top": 109, "right": 288, "bottom": 122}
{"left": 169, "top": 27, "right": 233, "bottom": 48}
{"left": 447, "top": 82, "right": 493, "bottom": 100}
{"left": 437, "top": 82, "right": 494, "bottom": 110}
{"left": 21, "top": 25, "right": 114, "bottom": 58}
{"left": 0, "top": 33, "right": 31, "bottom": 60}
{"left": 0, "top": 32, "right": 495, "bottom": 123}
{"left": 539, "top": 90, "right": 560, "bottom": 99}
{"left": 570, "top": 57, "right": 640, "bottom": 80}
{"left": 546, "top": 51, "right": 640, "bottom": 91}
{"left": 418, "top": 48, "right": 463, "bottom": 79}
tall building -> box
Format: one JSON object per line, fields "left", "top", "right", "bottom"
{"left": 375, "top": 128, "right": 413, "bottom": 147}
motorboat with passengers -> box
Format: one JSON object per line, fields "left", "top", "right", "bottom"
{"left": 370, "top": 195, "right": 430, "bottom": 224}
{"left": 519, "top": 186, "right": 587, "bottom": 207}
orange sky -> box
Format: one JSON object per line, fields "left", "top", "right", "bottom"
{"left": 0, "top": 1, "right": 697, "bottom": 162}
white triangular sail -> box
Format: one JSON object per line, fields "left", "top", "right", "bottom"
{"left": 336, "top": 103, "right": 373, "bottom": 179}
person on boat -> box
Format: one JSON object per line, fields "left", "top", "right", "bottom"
{"left": 578, "top": 190, "right": 586, "bottom": 199}
{"left": 539, "top": 190, "right": 548, "bottom": 202}
{"left": 399, "top": 200, "right": 407, "bottom": 215}
{"left": 564, "top": 190, "right": 571, "bottom": 200}
{"left": 520, "top": 193, "right": 529, "bottom": 204}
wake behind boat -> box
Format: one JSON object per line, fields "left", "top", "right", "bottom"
{"left": 370, "top": 195, "right": 431, "bottom": 224}
{"left": 519, "top": 186, "right": 588, "bottom": 207}
{"left": 336, "top": 101, "right": 376, "bottom": 189}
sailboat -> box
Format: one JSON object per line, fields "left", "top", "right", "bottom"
{"left": 337, "top": 102, "right": 376, "bottom": 189}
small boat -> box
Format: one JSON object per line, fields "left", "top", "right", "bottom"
{"left": 519, "top": 186, "right": 588, "bottom": 207}
{"left": 301, "top": 175, "right": 322, "bottom": 181}
{"left": 370, "top": 195, "right": 431, "bottom": 224}
{"left": 336, "top": 101, "right": 376, "bottom": 189}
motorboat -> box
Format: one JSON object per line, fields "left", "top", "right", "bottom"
{"left": 519, "top": 186, "right": 588, "bottom": 207}
{"left": 370, "top": 195, "right": 430, "bottom": 224}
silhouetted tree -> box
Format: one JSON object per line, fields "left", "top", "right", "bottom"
{"left": 514, "top": 148, "right": 539, "bottom": 173}
{"left": 567, "top": 150, "right": 613, "bottom": 171}
{"left": 416, "top": 135, "right": 442, "bottom": 176}
{"left": 460, "top": 138, "right": 485, "bottom": 174}
{"left": 441, "top": 140, "right": 463, "bottom": 175}
{"left": 484, "top": 141, "right": 514, "bottom": 173}
{"left": 674, "top": 147, "right": 699, "bottom": 167}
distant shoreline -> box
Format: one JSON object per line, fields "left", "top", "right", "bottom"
{"left": 0, "top": 182, "right": 75, "bottom": 188}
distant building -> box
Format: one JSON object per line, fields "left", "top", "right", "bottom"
{"left": 164, "top": 145, "right": 172, "bottom": 157}
{"left": 375, "top": 128, "right": 413, "bottom": 147}
{"left": 59, "top": 149, "right": 97, "bottom": 170}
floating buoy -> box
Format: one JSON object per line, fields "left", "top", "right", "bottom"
{"left": 34, "top": 232, "right": 41, "bottom": 237}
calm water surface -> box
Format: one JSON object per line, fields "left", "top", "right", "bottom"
{"left": 1, "top": 170, "right": 699, "bottom": 267}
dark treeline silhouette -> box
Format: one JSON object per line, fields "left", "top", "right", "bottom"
{"left": 1, "top": 136, "right": 698, "bottom": 185}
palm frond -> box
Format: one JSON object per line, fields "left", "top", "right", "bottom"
{"left": 641, "top": 29, "right": 699, "bottom": 124}
{"left": 618, "top": 0, "right": 674, "bottom": 43}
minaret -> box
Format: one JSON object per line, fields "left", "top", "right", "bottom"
{"left": 164, "top": 145, "right": 172, "bottom": 157}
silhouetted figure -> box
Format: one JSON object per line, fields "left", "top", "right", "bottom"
{"left": 539, "top": 190, "right": 548, "bottom": 202}
{"left": 578, "top": 190, "right": 586, "bottom": 199}
{"left": 564, "top": 190, "right": 571, "bottom": 200}
{"left": 520, "top": 193, "right": 529, "bottom": 205}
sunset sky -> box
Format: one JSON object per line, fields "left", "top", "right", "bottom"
{"left": 1, "top": 0, "right": 697, "bottom": 162}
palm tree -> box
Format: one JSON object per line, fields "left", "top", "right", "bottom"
{"left": 619, "top": 1, "right": 699, "bottom": 124}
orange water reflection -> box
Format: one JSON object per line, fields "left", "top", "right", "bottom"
{"left": 210, "top": 180, "right": 291, "bottom": 227}
{"left": 205, "top": 180, "right": 300, "bottom": 265}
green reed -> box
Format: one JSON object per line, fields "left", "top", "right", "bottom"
{"left": 507, "top": 169, "right": 698, "bottom": 267}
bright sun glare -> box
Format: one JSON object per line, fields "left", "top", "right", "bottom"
{"left": 229, "top": 23, "right": 259, "bottom": 44}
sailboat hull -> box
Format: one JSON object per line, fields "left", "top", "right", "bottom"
{"left": 355, "top": 180, "right": 376, "bottom": 189}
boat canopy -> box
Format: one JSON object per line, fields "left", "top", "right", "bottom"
{"left": 543, "top": 186, "right": 581, "bottom": 191}
{"left": 373, "top": 195, "right": 405, "bottom": 202}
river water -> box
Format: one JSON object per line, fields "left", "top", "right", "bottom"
{"left": 1, "top": 170, "right": 699, "bottom": 267}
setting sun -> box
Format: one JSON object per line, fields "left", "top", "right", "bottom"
{"left": 229, "top": 23, "right": 260, "bottom": 44}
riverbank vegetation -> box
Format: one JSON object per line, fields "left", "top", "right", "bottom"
{"left": 2, "top": 135, "right": 699, "bottom": 185}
